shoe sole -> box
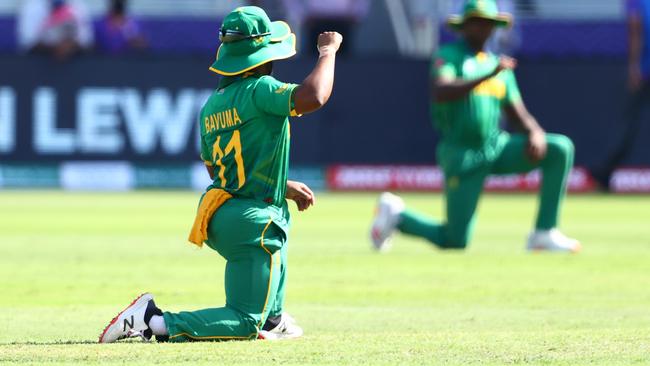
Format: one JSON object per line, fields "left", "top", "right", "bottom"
{"left": 370, "top": 198, "right": 393, "bottom": 252}
{"left": 98, "top": 293, "right": 152, "bottom": 343}
{"left": 371, "top": 220, "right": 393, "bottom": 252}
{"left": 527, "top": 242, "right": 582, "bottom": 253}
{"left": 258, "top": 330, "right": 303, "bottom": 341}
{"left": 572, "top": 242, "right": 582, "bottom": 253}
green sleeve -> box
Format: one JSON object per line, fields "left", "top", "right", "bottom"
{"left": 504, "top": 70, "right": 522, "bottom": 105}
{"left": 252, "top": 76, "right": 300, "bottom": 117}
{"left": 200, "top": 135, "right": 212, "bottom": 166}
{"left": 198, "top": 112, "right": 212, "bottom": 165}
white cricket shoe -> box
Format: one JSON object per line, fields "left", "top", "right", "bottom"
{"left": 258, "top": 313, "right": 303, "bottom": 340}
{"left": 526, "top": 229, "right": 581, "bottom": 253}
{"left": 98, "top": 293, "right": 153, "bottom": 343}
{"left": 370, "top": 192, "right": 405, "bottom": 252}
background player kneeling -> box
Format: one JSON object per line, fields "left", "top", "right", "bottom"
{"left": 371, "top": 0, "right": 580, "bottom": 253}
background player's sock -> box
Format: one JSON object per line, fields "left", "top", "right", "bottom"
{"left": 262, "top": 315, "right": 282, "bottom": 331}
{"left": 397, "top": 209, "right": 445, "bottom": 246}
{"left": 149, "top": 315, "right": 168, "bottom": 336}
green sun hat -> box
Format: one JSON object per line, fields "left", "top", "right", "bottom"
{"left": 209, "top": 6, "right": 296, "bottom": 76}
{"left": 447, "top": 0, "right": 512, "bottom": 31}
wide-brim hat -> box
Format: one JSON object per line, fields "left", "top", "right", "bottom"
{"left": 447, "top": 0, "right": 512, "bottom": 31}
{"left": 209, "top": 7, "right": 296, "bottom": 76}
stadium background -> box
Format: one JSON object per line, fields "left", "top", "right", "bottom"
{"left": 2, "top": 2, "right": 650, "bottom": 364}
{"left": 0, "top": 0, "right": 648, "bottom": 193}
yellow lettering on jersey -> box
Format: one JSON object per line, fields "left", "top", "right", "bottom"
{"left": 205, "top": 108, "right": 243, "bottom": 133}
{"left": 474, "top": 78, "right": 506, "bottom": 99}
{"left": 233, "top": 108, "right": 241, "bottom": 125}
{"left": 275, "top": 84, "right": 289, "bottom": 94}
{"left": 210, "top": 115, "right": 217, "bottom": 132}
{"left": 225, "top": 109, "right": 233, "bottom": 127}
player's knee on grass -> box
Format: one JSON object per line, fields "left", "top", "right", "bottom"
{"left": 441, "top": 226, "right": 471, "bottom": 250}
{"left": 545, "top": 134, "right": 574, "bottom": 162}
{"left": 242, "top": 313, "right": 262, "bottom": 335}
{"left": 164, "top": 306, "right": 261, "bottom": 342}
{"left": 443, "top": 238, "right": 469, "bottom": 250}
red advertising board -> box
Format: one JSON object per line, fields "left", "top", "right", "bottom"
{"left": 327, "top": 165, "right": 650, "bottom": 193}
{"left": 610, "top": 168, "right": 650, "bottom": 193}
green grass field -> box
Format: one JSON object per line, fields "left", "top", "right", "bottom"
{"left": 1, "top": 191, "right": 649, "bottom": 365}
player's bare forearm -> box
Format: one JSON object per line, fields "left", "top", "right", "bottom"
{"left": 515, "top": 115, "right": 543, "bottom": 135}
{"left": 433, "top": 56, "right": 517, "bottom": 102}
{"left": 434, "top": 75, "right": 495, "bottom": 102}
{"left": 293, "top": 32, "right": 343, "bottom": 115}
{"left": 504, "top": 101, "right": 544, "bottom": 135}
{"left": 505, "top": 101, "right": 547, "bottom": 161}
{"left": 294, "top": 54, "right": 336, "bottom": 112}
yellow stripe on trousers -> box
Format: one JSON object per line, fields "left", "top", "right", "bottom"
{"left": 169, "top": 332, "right": 257, "bottom": 341}
{"left": 256, "top": 219, "right": 275, "bottom": 329}
{"left": 170, "top": 219, "right": 276, "bottom": 341}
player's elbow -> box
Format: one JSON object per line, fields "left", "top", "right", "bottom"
{"left": 312, "top": 92, "right": 330, "bottom": 108}
{"left": 294, "top": 87, "right": 330, "bottom": 114}
{"left": 206, "top": 165, "right": 215, "bottom": 180}
{"left": 294, "top": 98, "right": 323, "bottom": 115}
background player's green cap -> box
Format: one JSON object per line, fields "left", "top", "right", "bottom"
{"left": 209, "top": 6, "right": 296, "bottom": 76}
{"left": 447, "top": 0, "right": 512, "bottom": 31}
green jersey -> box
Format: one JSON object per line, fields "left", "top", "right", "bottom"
{"left": 432, "top": 40, "right": 521, "bottom": 148}
{"left": 199, "top": 74, "right": 299, "bottom": 207}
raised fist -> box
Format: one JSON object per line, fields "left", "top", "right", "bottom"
{"left": 317, "top": 32, "right": 343, "bottom": 55}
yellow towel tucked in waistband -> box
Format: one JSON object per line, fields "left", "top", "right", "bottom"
{"left": 188, "top": 188, "right": 233, "bottom": 248}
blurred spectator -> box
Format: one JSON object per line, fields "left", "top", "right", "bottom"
{"left": 592, "top": 0, "right": 649, "bottom": 190}
{"left": 96, "top": 0, "right": 147, "bottom": 55}
{"left": 17, "top": 0, "right": 93, "bottom": 60}
{"left": 406, "top": 0, "right": 438, "bottom": 57}
{"left": 282, "top": 0, "right": 370, "bottom": 55}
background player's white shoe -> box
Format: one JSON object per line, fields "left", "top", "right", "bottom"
{"left": 98, "top": 293, "right": 153, "bottom": 343}
{"left": 258, "top": 313, "right": 303, "bottom": 340}
{"left": 526, "top": 229, "right": 581, "bottom": 253}
{"left": 370, "top": 192, "right": 405, "bottom": 252}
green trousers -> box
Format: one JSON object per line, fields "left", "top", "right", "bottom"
{"left": 398, "top": 133, "right": 574, "bottom": 249}
{"left": 163, "top": 199, "right": 289, "bottom": 342}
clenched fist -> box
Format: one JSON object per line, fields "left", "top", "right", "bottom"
{"left": 317, "top": 32, "right": 343, "bottom": 56}
{"left": 491, "top": 55, "right": 517, "bottom": 77}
